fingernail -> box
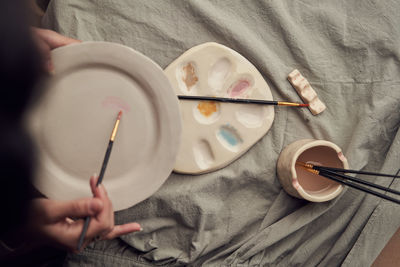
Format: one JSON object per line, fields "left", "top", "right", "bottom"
{"left": 140, "top": 227, "right": 143, "bottom": 231}
{"left": 90, "top": 173, "right": 97, "bottom": 184}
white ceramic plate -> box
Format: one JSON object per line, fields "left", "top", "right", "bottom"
{"left": 28, "top": 42, "right": 181, "bottom": 211}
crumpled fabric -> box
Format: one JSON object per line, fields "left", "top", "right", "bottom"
{"left": 42, "top": 0, "right": 400, "bottom": 266}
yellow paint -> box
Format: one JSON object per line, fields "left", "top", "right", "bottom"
{"left": 197, "top": 101, "right": 217, "bottom": 117}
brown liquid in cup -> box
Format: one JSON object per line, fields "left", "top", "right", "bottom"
{"left": 295, "top": 146, "right": 343, "bottom": 193}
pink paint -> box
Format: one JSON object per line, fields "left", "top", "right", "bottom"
{"left": 102, "top": 96, "right": 131, "bottom": 113}
{"left": 229, "top": 80, "right": 250, "bottom": 97}
{"left": 337, "top": 152, "right": 346, "bottom": 162}
{"left": 292, "top": 179, "right": 300, "bottom": 190}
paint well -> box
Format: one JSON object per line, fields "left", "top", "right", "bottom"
{"left": 226, "top": 75, "right": 254, "bottom": 98}
{"left": 235, "top": 105, "right": 264, "bottom": 128}
{"left": 216, "top": 124, "right": 242, "bottom": 152}
{"left": 182, "top": 62, "right": 198, "bottom": 89}
{"left": 193, "top": 139, "right": 215, "bottom": 170}
{"left": 208, "top": 57, "right": 232, "bottom": 92}
{"left": 197, "top": 101, "right": 217, "bottom": 117}
{"left": 229, "top": 80, "right": 250, "bottom": 97}
{"left": 176, "top": 62, "right": 199, "bottom": 94}
{"left": 193, "top": 101, "right": 220, "bottom": 124}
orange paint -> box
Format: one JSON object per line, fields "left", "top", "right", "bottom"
{"left": 197, "top": 101, "right": 217, "bottom": 117}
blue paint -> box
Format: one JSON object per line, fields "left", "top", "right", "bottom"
{"left": 219, "top": 127, "right": 239, "bottom": 146}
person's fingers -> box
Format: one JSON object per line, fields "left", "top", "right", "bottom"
{"left": 82, "top": 215, "right": 114, "bottom": 243}
{"left": 97, "top": 184, "right": 109, "bottom": 201}
{"left": 80, "top": 239, "right": 92, "bottom": 252}
{"left": 90, "top": 175, "right": 108, "bottom": 198}
{"left": 43, "top": 219, "right": 86, "bottom": 252}
{"left": 79, "top": 222, "right": 142, "bottom": 250}
{"left": 41, "top": 198, "right": 104, "bottom": 223}
{"left": 72, "top": 175, "right": 123, "bottom": 249}
{"left": 33, "top": 28, "right": 81, "bottom": 49}
{"left": 90, "top": 174, "right": 98, "bottom": 196}
{"left": 96, "top": 184, "right": 114, "bottom": 222}
{"left": 93, "top": 184, "right": 114, "bottom": 228}
{"left": 32, "top": 27, "right": 80, "bottom": 72}
{"left": 102, "top": 223, "right": 142, "bottom": 240}
{"left": 75, "top": 177, "right": 113, "bottom": 243}
{"left": 32, "top": 34, "right": 52, "bottom": 71}
{"left": 90, "top": 177, "right": 112, "bottom": 214}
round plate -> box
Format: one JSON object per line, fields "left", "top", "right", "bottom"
{"left": 28, "top": 42, "right": 181, "bottom": 211}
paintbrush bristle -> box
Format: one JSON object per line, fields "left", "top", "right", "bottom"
{"left": 117, "top": 110, "right": 123, "bottom": 120}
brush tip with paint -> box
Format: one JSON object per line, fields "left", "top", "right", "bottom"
{"left": 117, "top": 110, "right": 123, "bottom": 120}
{"left": 276, "top": 101, "right": 310, "bottom": 107}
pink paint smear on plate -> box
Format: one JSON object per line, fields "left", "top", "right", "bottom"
{"left": 102, "top": 96, "right": 131, "bottom": 112}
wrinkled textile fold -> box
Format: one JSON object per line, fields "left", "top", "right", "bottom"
{"left": 42, "top": 0, "right": 400, "bottom": 266}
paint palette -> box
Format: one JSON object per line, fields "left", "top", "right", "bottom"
{"left": 165, "top": 42, "right": 275, "bottom": 174}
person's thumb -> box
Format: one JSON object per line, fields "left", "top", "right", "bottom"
{"left": 46, "top": 198, "right": 104, "bottom": 222}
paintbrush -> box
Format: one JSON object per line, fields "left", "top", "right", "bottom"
{"left": 77, "top": 110, "right": 122, "bottom": 251}
{"left": 298, "top": 162, "right": 400, "bottom": 178}
{"left": 177, "top": 95, "right": 309, "bottom": 107}
{"left": 296, "top": 161, "right": 400, "bottom": 205}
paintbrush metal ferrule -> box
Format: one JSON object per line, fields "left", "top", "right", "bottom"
{"left": 298, "top": 164, "right": 320, "bottom": 175}
{"left": 296, "top": 161, "right": 314, "bottom": 169}
{"left": 296, "top": 161, "right": 319, "bottom": 174}
{"left": 278, "top": 101, "right": 309, "bottom": 107}
{"left": 110, "top": 111, "right": 122, "bottom": 141}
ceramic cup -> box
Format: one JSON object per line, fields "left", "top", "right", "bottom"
{"left": 277, "top": 139, "right": 349, "bottom": 202}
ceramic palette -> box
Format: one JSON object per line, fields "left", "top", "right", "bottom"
{"left": 165, "top": 42, "right": 275, "bottom": 174}
{"left": 28, "top": 42, "right": 181, "bottom": 211}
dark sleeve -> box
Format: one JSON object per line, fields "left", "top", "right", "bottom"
{"left": 0, "top": 0, "right": 43, "bottom": 238}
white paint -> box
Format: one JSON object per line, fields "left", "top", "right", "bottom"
{"left": 193, "top": 139, "right": 215, "bottom": 170}
{"left": 235, "top": 105, "right": 265, "bottom": 128}
{"left": 208, "top": 57, "right": 231, "bottom": 92}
